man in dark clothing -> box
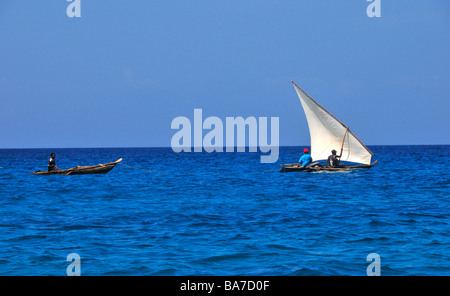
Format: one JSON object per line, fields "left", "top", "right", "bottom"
{"left": 325, "top": 149, "right": 341, "bottom": 167}
{"left": 47, "top": 153, "right": 60, "bottom": 172}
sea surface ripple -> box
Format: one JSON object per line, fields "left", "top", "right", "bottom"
{"left": 0, "top": 145, "right": 448, "bottom": 275}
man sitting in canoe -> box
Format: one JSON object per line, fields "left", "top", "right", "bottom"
{"left": 299, "top": 148, "right": 313, "bottom": 167}
{"left": 325, "top": 149, "right": 343, "bottom": 167}
{"left": 47, "top": 153, "right": 60, "bottom": 172}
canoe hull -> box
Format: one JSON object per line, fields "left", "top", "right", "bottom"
{"left": 280, "top": 160, "right": 378, "bottom": 172}
{"left": 31, "top": 158, "right": 122, "bottom": 175}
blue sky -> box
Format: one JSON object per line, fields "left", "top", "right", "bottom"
{"left": 0, "top": 0, "right": 449, "bottom": 148}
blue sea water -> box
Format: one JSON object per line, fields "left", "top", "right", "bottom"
{"left": 0, "top": 145, "right": 448, "bottom": 276}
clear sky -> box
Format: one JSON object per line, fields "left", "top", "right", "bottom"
{"left": 0, "top": 0, "right": 449, "bottom": 148}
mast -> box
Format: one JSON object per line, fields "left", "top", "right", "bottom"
{"left": 340, "top": 127, "right": 349, "bottom": 157}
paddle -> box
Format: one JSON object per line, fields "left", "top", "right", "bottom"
{"left": 117, "top": 163, "right": 170, "bottom": 174}
{"left": 263, "top": 169, "right": 280, "bottom": 173}
{"left": 264, "top": 162, "right": 301, "bottom": 173}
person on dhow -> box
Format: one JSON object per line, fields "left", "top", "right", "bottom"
{"left": 299, "top": 148, "right": 312, "bottom": 168}
{"left": 325, "top": 149, "right": 342, "bottom": 167}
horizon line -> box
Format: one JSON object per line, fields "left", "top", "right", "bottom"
{"left": 0, "top": 144, "right": 449, "bottom": 150}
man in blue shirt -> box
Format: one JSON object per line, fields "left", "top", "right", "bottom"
{"left": 299, "top": 148, "right": 313, "bottom": 167}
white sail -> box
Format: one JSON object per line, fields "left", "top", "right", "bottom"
{"left": 292, "top": 82, "right": 373, "bottom": 165}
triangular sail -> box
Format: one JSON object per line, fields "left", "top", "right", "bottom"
{"left": 292, "top": 81, "right": 373, "bottom": 165}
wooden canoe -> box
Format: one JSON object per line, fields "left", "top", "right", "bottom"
{"left": 31, "top": 158, "right": 123, "bottom": 175}
{"left": 280, "top": 160, "right": 378, "bottom": 172}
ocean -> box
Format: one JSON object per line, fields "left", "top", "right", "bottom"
{"left": 0, "top": 145, "right": 448, "bottom": 276}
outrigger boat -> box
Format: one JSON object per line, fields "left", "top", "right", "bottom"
{"left": 281, "top": 82, "right": 377, "bottom": 172}
{"left": 281, "top": 160, "right": 378, "bottom": 172}
{"left": 31, "top": 158, "right": 123, "bottom": 175}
